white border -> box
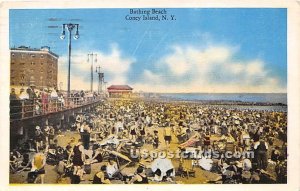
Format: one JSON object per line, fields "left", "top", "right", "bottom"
{"left": 0, "top": 0, "right": 299, "bottom": 191}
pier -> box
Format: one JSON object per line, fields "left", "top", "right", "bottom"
{"left": 10, "top": 96, "right": 104, "bottom": 149}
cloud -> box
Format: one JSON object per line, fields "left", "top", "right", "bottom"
{"left": 133, "top": 45, "right": 285, "bottom": 93}
{"left": 57, "top": 44, "right": 135, "bottom": 91}
{"left": 56, "top": 43, "right": 285, "bottom": 93}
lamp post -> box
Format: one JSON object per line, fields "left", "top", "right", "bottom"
{"left": 95, "top": 66, "right": 104, "bottom": 94}
{"left": 60, "top": 23, "right": 80, "bottom": 97}
{"left": 87, "top": 53, "right": 97, "bottom": 93}
{"left": 104, "top": 81, "right": 107, "bottom": 93}
{"left": 95, "top": 66, "right": 101, "bottom": 94}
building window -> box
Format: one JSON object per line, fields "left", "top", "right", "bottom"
{"left": 31, "top": 62, "right": 35, "bottom": 65}
{"left": 41, "top": 54, "right": 44, "bottom": 59}
{"left": 11, "top": 53, "right": 15, "bottom": 57}
{"left": 21, "top": 54, "right": 25, "bottom": 59}
{"left": 40, "top": 70, "right": 44, "bottom": 73}
{"left": 41, "top": 63, "right": 43, "bottom": 65}
{"left": 11, "top": 62, "right": 15, "bottom": 65}
{"left": 31, "top": 54, "right": 36, "bottom": 58}
{"left": 11, "top": 82, "right": 15, "bottom": 85}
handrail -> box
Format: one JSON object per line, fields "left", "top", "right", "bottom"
{"left": 10, "top": 96, "right": 103, "bottom": 121}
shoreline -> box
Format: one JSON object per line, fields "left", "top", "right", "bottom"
{"left": 109, "top": 97, "right": 287, "bottom": 108}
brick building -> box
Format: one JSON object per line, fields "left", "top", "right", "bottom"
{"left": 107, "top": 85, "right": 133, "bottom": 98}
{"left": 10, "top": 46, "right": 59, "bottom": 91}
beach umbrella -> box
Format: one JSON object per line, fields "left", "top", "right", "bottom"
{"left": 106, "top": 150, "right": 132, "bottom": 162}
{"left": 199, "top": 157, "right": 214, "bottom": 171}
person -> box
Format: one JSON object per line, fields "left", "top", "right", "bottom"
{"left": 34, "top": 126, "right": 44, "bottom": 152}
{"left": 35, "top": 99, "right": 42, "bottom": 115}
{"left": 10, "top": 88, "right": 18, "bottom": 100}
{"left": 254, "top": 137, "right": 268, "bottom": 170}
{"left": 145, "top": 132, "right": 154, "bottom": 144}
{"left": 78, "top": 121, "right": 86, "bottom": 140}
{"left": 114, "top": 118, "right": 123, "bottom": 135}
{"left": 138, "top": 124, "right": 146, "bottom": 142}
{"left": 66, "top": 137, "right": 76, "bottom": 155}
{"left": 10, "top": 150, "right": 23, "bottom": 173}
{"left": 271, "top": 146, "right": 281, "bottom": 162}
{"left": 41, "top": 89, "right": 48, "bottom": 114}
{"left": 275, "top": 155, "right": 287, "bottom": 183}
{"left": 129, "top": 122, "right": 137, "bottom": 142}
{"left": 82, "top": 122, "right": 91, "bottom": 150}
{"left": 92, "top": 165, "right": 111, "bottom": 184}
{"left": 31, "top": 152, "right": 46, "bottom": 184}
{"left": 129, "top": 166, "right": 149, "bottom": 184}
{"left": 203, "top": 131, "right": 211, "bottom": 149}
{"left": 106, "top": 159, "right": 121, "bottom": 179}
{"left": 70, "top": 139, "right": 85, "bottom": 181}
{"left": 179, "top": 129, "right": 201, "bottom": 148}
{"left": 58, "top": 94, "right": 65, "bottom": 108}
{"left": 163, "top": 125, "right": 172, "bottom": 148}
{"left": 242, "top": 157, "right": 252, "bottom": 171}
{"left": 76, "top": 114, "right": 84, "bottom": 132}
{"left": 89, "top": 147, "right": 103, "bottom": 164}
{"left": 48, "top": 125, "right": 55, "bottom": 145}
{"left": 44, "top": 125, "right": 50, "bottom": 151}
{"left": 153, "top": 130, "right": 159, "bottom": 149}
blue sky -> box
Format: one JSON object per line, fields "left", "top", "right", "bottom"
{"left": 10, "top": 8, "right": 287, "bottom": 93}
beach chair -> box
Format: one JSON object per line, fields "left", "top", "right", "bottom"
{"left": 178, "top": 159, "right": 196, "bottom": 179}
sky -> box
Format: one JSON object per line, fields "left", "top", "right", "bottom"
{"left": 9, "top": 8, "right": 287, "bottom": 93}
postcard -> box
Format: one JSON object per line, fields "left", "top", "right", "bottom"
{"left": 0, "top": 0, "right": 299, "bottom": 191}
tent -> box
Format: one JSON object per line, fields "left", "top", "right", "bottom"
{"left": 151, "top": 158, "right": 175, "bottom": 181}
{"left": 99, "top": 134, "right": 120, "bottom": 146}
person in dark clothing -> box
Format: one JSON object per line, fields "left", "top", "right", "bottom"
{"left": 34, "top": 126, "right": 44, "bottom": 152}
{"left": 129, "top": 166, "right": 149, "bottom": 184}
{"left": 153, "top": 130, "right": 159, "bottom": 149}
{"left": 93, "top": 165, "right": 111, "bottom": 184}
{"left": 79, "top": 121, "right": 91, "bottom": 150}
{"left": 271, "top": 146, "right": 281, "bottom": 162}
{"left": 139, "top": 125, "right": 146, "bottom": 143}
{"left": 275, "top": 156, "right": 287, "bottom": 183}
{"left": 70, "top": 139, "right": 85, "bottom": 181}
{"left": 254, "top": 138, "right": 268, "bottom": 170}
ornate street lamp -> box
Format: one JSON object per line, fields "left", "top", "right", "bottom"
{"left": 60, "top": 23, "right": 79, "bottom": 97}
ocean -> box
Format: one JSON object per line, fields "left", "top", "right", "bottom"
{"left": 158, "top": 93, "right": 287, "bottom": 105}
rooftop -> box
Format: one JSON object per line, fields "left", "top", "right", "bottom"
{"left": 10, "top": 46, "right": 59, "bottom": 58}
{"left": 107, "top": 85, "right": 133, "bottom": 90}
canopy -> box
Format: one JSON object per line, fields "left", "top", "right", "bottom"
{"left": 151, "top": 158, "right": 175, "bottom": 180}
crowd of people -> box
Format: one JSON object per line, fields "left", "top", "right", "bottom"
{"left": 10, "top": 87, "right": 101, "bottom": 120}
{"left": 10, "top": 99, "right": 287, "bottom": 184}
